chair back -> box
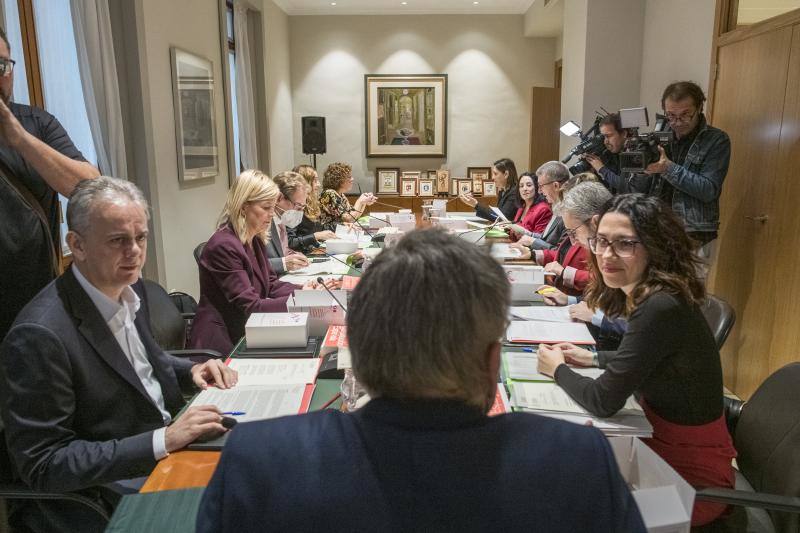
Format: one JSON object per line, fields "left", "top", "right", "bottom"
{"left": 193, "top": 242, "right": 206, "bottom": 265}
{"left": 701, "top": 294, "right": 736, "bottom": 350}
{"left": 735, "top": 363, "right": 800, "bottom": 532}
{"left": 141, "top": 279, "right": 187, "bottom": 351}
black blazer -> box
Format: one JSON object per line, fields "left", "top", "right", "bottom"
{"left": 0, "top": 267, "right": 194, "bottom": 532}
{"left": 475, "top": 186, "right": 520, "bottom": 222}
{"left": 287, "top": 214, "right": 322, "bottom": 253}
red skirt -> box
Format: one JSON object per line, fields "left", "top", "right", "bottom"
{"left": 641, "top": 401, "right": 737, "bottom": 527}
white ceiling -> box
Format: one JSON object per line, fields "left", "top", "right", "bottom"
{"left": 273, "top": 0, "right": 536, "bottom": 16}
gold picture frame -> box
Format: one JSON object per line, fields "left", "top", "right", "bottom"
{"left": 468, "top": 167, "right": 490, "bottom": 197}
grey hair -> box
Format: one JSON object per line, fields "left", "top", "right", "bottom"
{"left": 347, "top": 228, "right": 510, "bottom": 412}
{"left": 555, "top": 182, "right": 612, "bottom": 220}
{"left": 67, "top": 176, "right": 149, "bottom": 235}
{"left": 535, "top": 160, "right": 570, "bottom": 184}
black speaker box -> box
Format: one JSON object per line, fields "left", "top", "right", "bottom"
{"left": 302, "top": 116, "right": 326, "bottom": 154}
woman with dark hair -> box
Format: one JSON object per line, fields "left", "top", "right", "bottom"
{"left": 507, "top": 171, "right": 552, "bottom": 242}
{"left": 460, "top": 158, "right": 520, "bottom": 222}
{"left": 537, "top": 194, "right": 737, "bottom": 529}
{"left": 319, "top": 162, "right": 376, "bottom": 231}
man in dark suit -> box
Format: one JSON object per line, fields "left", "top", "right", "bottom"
{"left": 197, "top": 229, "right": 645, "bottom": 532}
{"left": 0, "top": 176, "right": 238, "bottom": 533}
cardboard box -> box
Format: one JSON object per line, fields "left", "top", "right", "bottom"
{"left": 503, "top": 265, "right": 545, "bottom": 301}
{"left": 608, "top": 437, "right": 695, "bottom": 533}
{"left": 287, "top": 290, "right": 347, "bottom": 337}
{"left": 245, "top": 312, "right": 309, "bottom": 348}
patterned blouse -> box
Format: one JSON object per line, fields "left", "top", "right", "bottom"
{"left": 319, "top": 189, "right": 353, "bottom": 231}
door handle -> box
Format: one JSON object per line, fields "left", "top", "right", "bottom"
{"left": 745, "top": 214, "right": 769, "bottom": 223}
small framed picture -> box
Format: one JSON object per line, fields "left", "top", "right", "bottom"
{"left": 427, "top": 170, "right": 437, "bottom": 181}
{"left": 468, "top": 167, "right": 490, "bottom": 197}
{"left": 400, "top": 178, "right": 417, "bottom": 196}
{"left": 450, "top": 179, "right": 459, "bottom": 196}
{"left": 402, "top": 171, "right": 422, "bottom": 181}
{"left": 418, "top": 179, "right": 434, "bottom": 196}
{"left": 457, "top": 179, "right": 472, "bottom": 196}
{"left": 436, "top": 169, "right": 450, "bottom": 194}
{"left": 483, "top": 180, "right": 497, "bottom": 197}
{"left": 375, "top": 168, "right": 400, "bottom": 195}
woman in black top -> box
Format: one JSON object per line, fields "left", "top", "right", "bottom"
{"left": 459, "top": 158, "right": 519, "bottom": 222}
{"left": 537, "top": 194, "right": 736, "bottom": 528}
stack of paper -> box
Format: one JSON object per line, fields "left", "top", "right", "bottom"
{"left": 227, "top": 358, "right": 320, "bottom": 387}
{"left": 321, "top": 324, "right": 348, "bottom": 356}
{"left": 506, "top": 320, "right": 596, "bottom": 345}
{"left": 508, "top": 381, "right": 651, "bottom": 437}
{"left": 189, "top": 382, "right": 310, "bottom": 424}
{"left": 509, "top": 306, "right": 572, "bottom": 323}
{"left": 245, "top": 312, "right": 308, "bottom": 348}
{"left": 490, "top": 243, "right": 523, "bottom": 260}
{"left": 503, "top": 351, "right": 604, "bottom": 382}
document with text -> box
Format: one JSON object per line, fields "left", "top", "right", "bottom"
{"left": 506, "top": 320, "right": 596, "bottom": 345}
{"left": 190, "top": 384, "right": 307, "bottom": 423}
{"left": 227, "top": 359, "right": 320, "bottom": 387}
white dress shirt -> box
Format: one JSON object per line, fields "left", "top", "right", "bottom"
{"left": 72, "top": 265, "right": 171, "bottom": 459}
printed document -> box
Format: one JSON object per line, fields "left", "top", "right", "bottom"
{"left": 509, "top": 306, "right": 573, "bottom": 323}
{"left": 506, "top": 320, "right": 595, "bottom": 345}
{"left": 190, "top": 384, "right": 306, "bottom": 423}
{"left": 227, "top": 359, "right": 319, "bottom": 387}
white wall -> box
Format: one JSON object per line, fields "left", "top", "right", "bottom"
{"left": 640, "top": 0, "right": 716, "bottom": 118}
{"left": 288, "top": 15, "right": 554, "bottom": 187}
{"left": 259, "top": 0, "right": 295, "bottom": 174}
{"left": 135, "top": 0, "right": 232, "bottom": 296}
{"left": 559, "top": 0, "right": 587, "bottom": 154}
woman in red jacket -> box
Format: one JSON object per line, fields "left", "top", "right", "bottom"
{"left": 507, "top": 172, "right": 552, "bottom": 242}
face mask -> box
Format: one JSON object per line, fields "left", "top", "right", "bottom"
{"left": 280, "top": 208, "right": 303, "bottom": 228}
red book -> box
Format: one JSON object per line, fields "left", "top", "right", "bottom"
{"left": 488, "top": 385, "right": 511, "bottom": 417}
{"left": 321, "top": 325, "right": 348, "bottom": 356}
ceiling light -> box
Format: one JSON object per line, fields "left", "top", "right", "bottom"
{"left": 401, "top": 1, "right": 407, "bottom": 4}
{"left": 473, "top": 1, "right": 479, "bottom": 4}
{"left": 330, "top": 2, "right": 336, "bottom": 4}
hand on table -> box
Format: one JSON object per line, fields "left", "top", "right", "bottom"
{"left": 536, "top": 285, "right": 567, "bottom": 306}
{"left": 191, "top": 359, "right": 238, "bottom": 390}
{"left": 569, "top": 301, "right": 594, "bottom": 323}
{"left": 517, "top": 235, "right": 534, "bottom": 247}
{"left": 536, "top": 344, "right": 566, "bottom": 378}
{"left": 509, "top": 242, "right": 532, "bottom": 260}
{"left": 313, "top": 230, "right": 337, "bottom": 242}
{"left": 164, "top": 405, "right": 226, "bottom": 453}
{"left": 553, "top": 342, "right": 596, "bottom": 367}
{"left": 544, "top": 261, "right": 565, "bottom": 276}
{"left": 285, "top": 255, "right": 310, "bottom": 271}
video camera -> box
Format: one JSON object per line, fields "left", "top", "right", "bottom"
{"left": 559, "top": 115, "right": 608, "bottom": 175}
{"left": 618, "top": 107, "right": 673, "bottom": 173}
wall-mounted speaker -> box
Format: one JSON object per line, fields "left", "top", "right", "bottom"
{"left": 301, "top": 116, "right": 326, "bottom": 155}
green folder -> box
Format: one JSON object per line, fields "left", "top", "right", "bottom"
{"left": 105, "top": 488, "right": 205, "bottom": 533}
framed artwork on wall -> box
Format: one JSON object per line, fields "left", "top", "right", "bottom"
{"left": 468, "top": 167, "right": 490, "bottom": 197}
{"left": 436, "top": 169, "right": 450, "bottom": 194}
{"left": 427, "top": 170, "right": 437, "bottom": 181}
{"left": 457, "top": 179, "right": 473, "bottom": 196}
{"left": 375, "top": 168, "right": 400, "bottom": 195}
{"left": 450, "top": 179, "right": 459, "bottom": 196}
{"left": 483, "top": 180, "right": 497, "bottom": 197}
{"left": 400, "top": 178, "right": 417, "bottom": 196}
{"left": 365, "top": 74, "right": 448, "bottom": 157}
{"left": 418, "top": 179, "right": 434, "bottom": 196}
{"left": 170, "top": 47, "right": 218, "bottom": 183}
{"left": 402, "top": 171, "right": 422, "bottom": 181}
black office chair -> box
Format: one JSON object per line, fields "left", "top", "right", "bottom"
{"left": 193, "top": 242, "right": 206, "bottom": 265}
{"left": 701, "top": 294, "right": 736, "bottom": 350}
{"left": 141, "top": 279, "right": 221, "bottom": 363}
{"left": 696, "top": 363, "right": 800, "bottom": 532}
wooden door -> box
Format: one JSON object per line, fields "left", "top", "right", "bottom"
{"left": 529, "top": 87, "right": 561, "bottom": 171}
{"left": 709, "top": 23, "right": 798, "bottom": 397}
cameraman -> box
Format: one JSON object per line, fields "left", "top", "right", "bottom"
{"left": 644, "top": 81, "right": 731, "bottom": 255}
{"left": 583, "top": 113, "right": 627, "bottom": 194}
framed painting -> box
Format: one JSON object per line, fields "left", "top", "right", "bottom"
{"left": 468, "top": 167, "right": 490, "bottom": 197}
{"left": 402, "top": 171, "right": 422, "bottom": 181}
{"left": 171, "top": 47, "right": 218, "bottom": 182}
{"left": 457, "top": 179, "right": 473, "bottom": 196}
{"left": 427, "top": 170, "right": 437, "bottom": 181}
{"left": 483, "top": 180, "right": 497, "bottom": 197}
{"left": 418, "top": 179, "right": 434, "bottom": 197}
{"left": 400, "top": 178, "right": 417, "bottom": 197}
{"left": 365, "top": 74, "right": 447, "bottom": 157}
{"left": 375, "top": 168, "right": 400, "bottom": 195}
{"left": 436, "top": 169, "right": 450, "bottom": 194}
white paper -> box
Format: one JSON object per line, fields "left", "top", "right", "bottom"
{"left": 532, "top": 411, "right": 653, "bottom": 437}
{"left": 336, "top": 346, "right": 352, "bottom": 369}
{"left": 227, "top": 359, "right": 319, "bottom": 387}
{"left": 510, "top": 306, "right": 573, "bottom": 323}
{"left": 247, "top": 312, "right": 307, "bottom": 328}
{"left": 190, "top": 384, "right": 306, "bottom": 423}
{"left": 510, "top": 381, "right": 642, "bottom": 415}
{"left": 490, "top": 243, "right": 522, "bottom": 259}
{"left": 279, "top": 273, "right": 341, "bottom": 285}
{"left": 504, "top": 352, "right": 604, "bottom": 382}
{"left": 506, "top": 320, "right": 596, "bottom": 345}
{"left": 292, "top": 289, "right": 347, "bottom": 307}
{"left": 292, "top": 257, "right": 351, "bottom": 276}
{"left": 490, "top": 206, "right": 509, "bottom": 221}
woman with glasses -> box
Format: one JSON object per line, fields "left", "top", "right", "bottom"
{"left": 537, "top": 194, "right": 736, "bottom": 528}
{"left": 286, "top": 165, "right": 337, "bottom": 253}
{"left": 459, "top": 158, "right": 520, "bottom": 222}
{"left": 506, "top": 172, "right": 552, "bottom": 242}
{"left": 319, "top": 162, "right": 376, "bottom": 231}
{"left": 189, "top": 170, "right": 326, "bottom": 354}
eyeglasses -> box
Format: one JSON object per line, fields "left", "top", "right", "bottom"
{"left": 588, "top": 236, "right": 641, "bottom": 258}
{"left": 665, "top": 109, "right": 697, "bottom": 124}
{"left": 0, "top": 58, "right": 15, "bottom": 77}
{"left": 564, "top": 220, "right": 589, "bottom": 240}
{"left": 538, "top": 180, "right": 557, "bottom": 187}
{"left": 277, "top": 201, "right": 306, "bottom": 213}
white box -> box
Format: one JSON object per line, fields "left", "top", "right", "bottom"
{"left": 435, "top": 217, "right": 469, "bottom": 230}
{"left": 287, "top": 291, "right": 347, "bottom": 337}
{"left": 504, "top": 266, "right": 545, "bottom": 301}
{"left": 245, "top": 312, "right": 309, "bottom": 348}
{"left": 609, "top": 437, "right": 695, "bottom": 533}
{"left": 388, "top": 213, "right": 415, "bottom": 225}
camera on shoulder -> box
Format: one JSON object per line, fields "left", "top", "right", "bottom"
{"left": 618, "top": 107, "right": 673, "bottom": 173}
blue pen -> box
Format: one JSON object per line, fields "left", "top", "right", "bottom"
{"left": 522, "top": 347, "right": 536, "bottom": 353}
{"left": 222, "top": 411, "right": 246, "bottom": 416}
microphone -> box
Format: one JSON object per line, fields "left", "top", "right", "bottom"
{"left": 454, "top": 218, "right": 504, "bottom": 245}
{"left": 323, "top": 252, "right": 363, "bottom": 273}
{"left": 317, "top": 277, "right": 348, "bottom": 311}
